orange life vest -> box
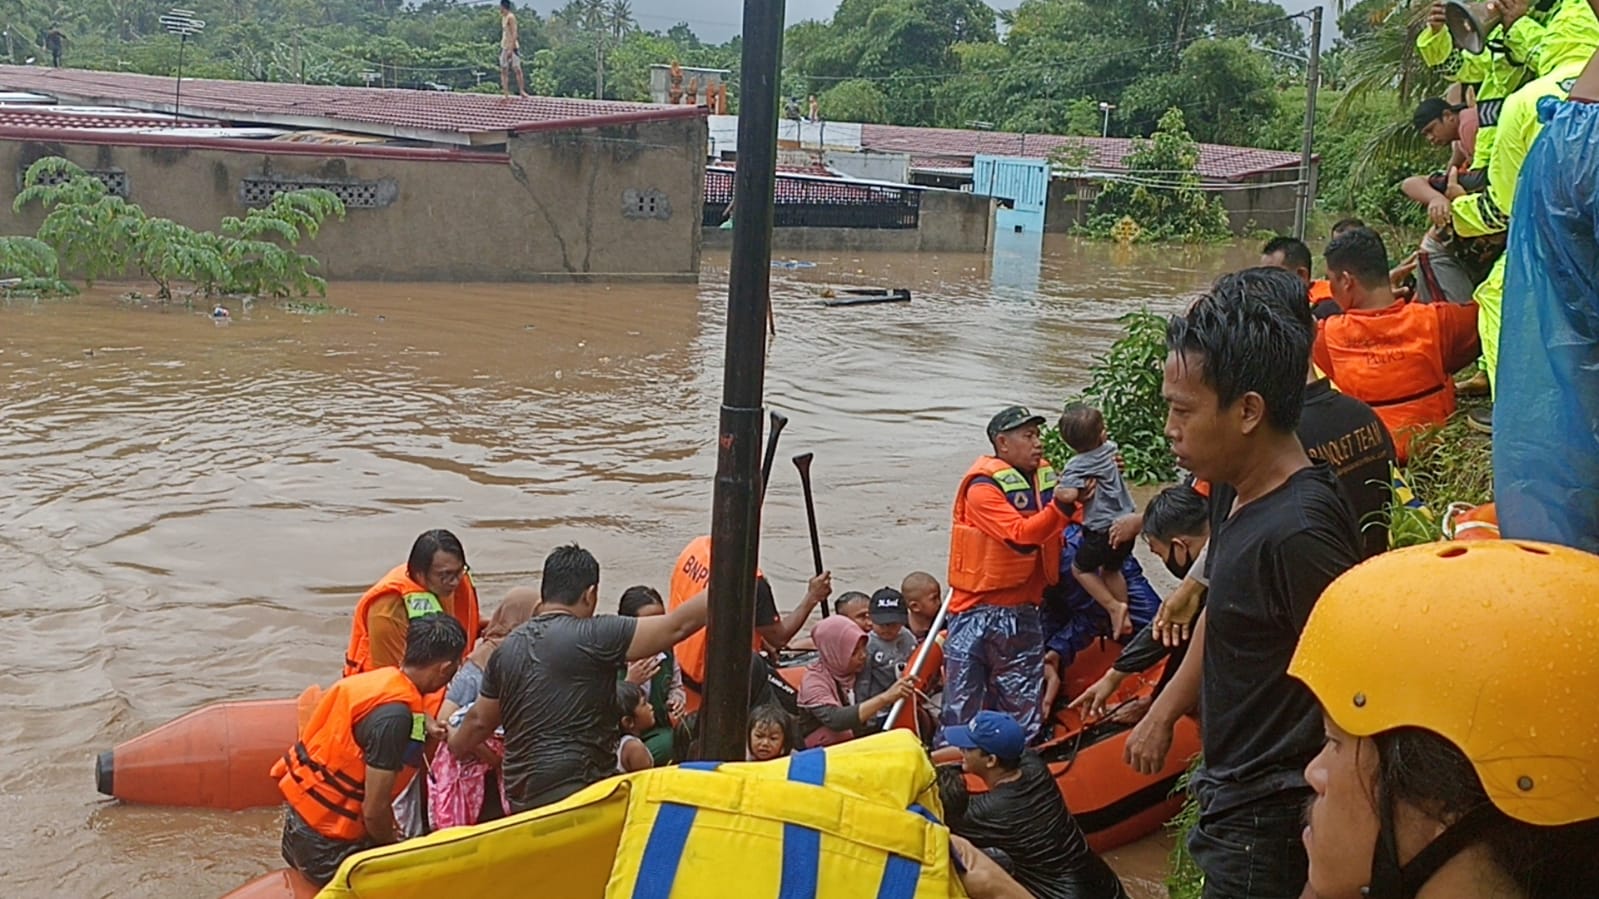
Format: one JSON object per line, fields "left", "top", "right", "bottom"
{"left": 1309, "top": 279, "right": 1333, "bottom": 303}
{"left": 947, "top": 457, "right": 1062, "bottom": 601}
{"left": 271, "top": 667, "right": 424, "bottom": 842}
{"left": 343, "top": 564, "right": 480, "bottom": 678}
{"left": 668, "top": 535, "right": 766, "bottom": 706}
{"left": 1316, "top": 301, "right": 1455, "bottom": 464}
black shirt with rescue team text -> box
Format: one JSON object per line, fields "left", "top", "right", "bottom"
{"left": 1195, "top": 463, "right": 1361, "bottom": 815}
{"left": 1298, "top": 379, "right": 1396, "bottom": 559}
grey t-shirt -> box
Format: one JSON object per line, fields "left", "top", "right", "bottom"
{"left": 854, "top": 629, "right": 918, "bottom": 707}
{"left": 1059, "top": 440, "right": 1137, "bottom": 532}
{"left": 480, "top": 611, "right": 637, "bottom": 813}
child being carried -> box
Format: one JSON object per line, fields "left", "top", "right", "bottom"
{"left": 1058, "top": 403, "right": 1139, "bottom": 637}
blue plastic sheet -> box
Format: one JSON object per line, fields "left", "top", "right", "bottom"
{"left": 1495, "top": 97, "right": 1599, "bottom": 553}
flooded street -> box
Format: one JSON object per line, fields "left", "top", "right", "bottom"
{"left": 0, "top": 235, "right": 1258, "bottom": 897}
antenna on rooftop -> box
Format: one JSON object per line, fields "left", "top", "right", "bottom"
{"left": 159, "top": 8, "right": 205, "bottom": 122}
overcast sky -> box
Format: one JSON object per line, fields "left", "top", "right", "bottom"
{"left": 528, "top": 0, "right": 1336, "bottom": 46}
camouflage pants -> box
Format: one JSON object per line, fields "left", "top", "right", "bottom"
{"left": 940, "top": 603, "right": 1045, "bottom": 743}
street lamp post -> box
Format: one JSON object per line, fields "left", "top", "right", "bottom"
{"left": 1098, "top": 101, "right": 1116, "bottom": 138}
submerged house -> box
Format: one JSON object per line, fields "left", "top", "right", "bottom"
{"left": 0, "top": 66, "right": 708, "bottom": 282}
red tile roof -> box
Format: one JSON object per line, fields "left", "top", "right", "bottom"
{"left": 705, "top": 167, "right": 905, "bottom": 204}
{"left": 0, "top": 106, "right": 220, "bottom": 129}
{"left": 0, "top": 65, "right": 700, "bottom": 145}
{"left": 860, "top": 124, "right": 1306, "bottom": 182}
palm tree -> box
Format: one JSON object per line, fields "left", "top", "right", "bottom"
{"left": 1332, "top": 1, "right": 1447, "bottom": 195}
{"left": 581, "top": 0, "right": 606, "bottom": 98}
{"left": 607, "top": 0, "right": 632, "bottom": 42}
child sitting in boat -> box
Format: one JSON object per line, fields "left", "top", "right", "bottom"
{"left": 796, "top": 616, "right": 915, "bottom": 748}
{"left": 615, "top": 682, "right": 655, "bottom": 773}
{"left": 747, "top": 703, "right": 794, "bottom": 761}
{"left": 855, "top": 587, "right": 919, "bottom": 729}
{"left": 1057, "top": 403, "right": 1140, "bottom": 638}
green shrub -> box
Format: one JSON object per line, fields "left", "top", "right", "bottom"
{"left": 1078, "top": 109, "right": 1231, "bottom": 245}
{"left": 13, "top": 157, "right": 344, "bottom": 300}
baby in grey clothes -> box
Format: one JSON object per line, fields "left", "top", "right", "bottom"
{"left": 1057, "top": 403, "right": 1139, "bottom": 636}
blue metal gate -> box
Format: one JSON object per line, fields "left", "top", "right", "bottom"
{"left": 972, "top": 155, "right": 1050, "bottom": 234}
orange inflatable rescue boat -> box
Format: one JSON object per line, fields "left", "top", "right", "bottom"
{"left": 96, "top": 686, "right": 319, "bottom": 810}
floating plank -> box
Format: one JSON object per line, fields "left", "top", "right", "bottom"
{"left": 821, "top": 288, "right": 911, "bottom": 307}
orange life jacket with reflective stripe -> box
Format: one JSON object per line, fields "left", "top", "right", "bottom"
{"left": 270, "top": 667, "right": 424, "bottom": 842}
{"left": 343, "top": 564, "right": 480, "bottom": 678}
{"left": 947, "top": 457, "right": 1062, "bottom": 597}
{"left": 668, "top": 535, "right": 765, "bottom": 706}
{"left": 1316, "top": 302, "right": 1455, "bottom": 464}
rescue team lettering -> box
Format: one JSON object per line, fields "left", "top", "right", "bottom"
{"left": 1306, "top": 420, "right": 1388, "bottom": 472}
{"left": 682, "top": 554, "right": 710, "bottom": 590}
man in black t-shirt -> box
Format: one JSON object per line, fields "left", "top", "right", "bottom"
{"left": 944, "top": 711, "right": 1127, "bottom": 899}
{"left": 1127, "top": 268, "right": 1362, "bottom": 899}
{"left": 447, "top": 544, "right": 710, "bottom": 813}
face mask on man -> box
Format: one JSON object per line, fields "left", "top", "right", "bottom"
{"left": 1163, "top": 541, "right": 1194, "bottom": 580}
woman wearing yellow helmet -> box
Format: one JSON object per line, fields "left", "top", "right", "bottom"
{"left": 1290, "top": 541, "right": 1599, "bottom": 899}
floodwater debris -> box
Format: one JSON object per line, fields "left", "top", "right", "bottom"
{"left": 276, "top": 300, "right": 352, "bottom": 316}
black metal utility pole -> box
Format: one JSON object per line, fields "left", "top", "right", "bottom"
{"left": 698, "top": 0, "right": 785, "bottom": 761}
{"left": 1293, "top": 5, "right": 1323, "bottom": 240}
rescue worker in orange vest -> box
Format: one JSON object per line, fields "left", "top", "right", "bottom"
{"left": 943, "top": 406, "right": 1090, "bottom": 744}
{"left": 667, "top": 534, "right": 830, "bottom": 713}
{"left": 1313, "top": 227, "right": 1480, "bottom": 464}
{"left": 275, "top": 614, "right": 467, "bottom": 886}
{"left": 344, "top": 529, "right": 482, "bottom": 678}
{"left": 1260, "top": 235, "right": 1338, "bottom": 320}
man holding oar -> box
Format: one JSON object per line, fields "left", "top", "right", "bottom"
{"left": 943, "top": 406, "right": 1091, "bottom": 744}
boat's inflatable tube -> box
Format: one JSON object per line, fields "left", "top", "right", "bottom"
{"left": 96, "top": 686, "right": 319, "bottom": 810}
{"left": 304, "top": 730, "right": 959, "bottom": 899}
{"left": 219, "top": 868, "right": 319, "bottom": 899}
{"left": 1496, "top": 97, "right": 1599, "bottom": 553}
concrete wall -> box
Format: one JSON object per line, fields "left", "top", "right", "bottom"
{"left": 1, "top": 114, "right": 707, "bottom": 282}
{"left": 823, "top": 150, "right": 910, "bottom": 184}
{"left": 1044, "top": 165, "right": 1310, "bottom": 236}
{"left": 701, "top": 189, "right": 994, "bottom": 254}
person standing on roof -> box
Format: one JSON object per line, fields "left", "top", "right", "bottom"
{"left": 44, "top": 26, "right": 63, "bottom": 68}
{"left": 498, "top": 0, "right": 529, "bottom": 98}
{"left": 943, "top": 406, "right": 1090, "bottom": 745}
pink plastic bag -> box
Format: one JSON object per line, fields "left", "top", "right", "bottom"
{"left": 427, "top": 735, "right": 508, "bottom": 830}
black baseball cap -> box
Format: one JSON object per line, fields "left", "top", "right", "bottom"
{"left": 986, "top": 405, "right": 1046, "bottom": 442}
{"left": 1412, "top": 97, "right": 1462, "bottom": 131}
{"left": 869, "top": 587, "right": 908, "bottom": 625}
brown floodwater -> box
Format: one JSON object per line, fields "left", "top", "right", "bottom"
{"left": 0, "top": 234, "right": 1260, "bottom": 898}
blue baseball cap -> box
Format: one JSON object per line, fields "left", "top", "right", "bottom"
{"left": 944, "top": 711, "right": 1026, "bottom": 760}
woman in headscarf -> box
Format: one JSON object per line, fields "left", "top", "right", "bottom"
{"left": 429, "top": 587, "right": 540, "bottom": 829}
{"left": 796, "top": 615, "right": 914, "bottom": 748}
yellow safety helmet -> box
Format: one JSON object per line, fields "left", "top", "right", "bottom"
{"left": 1289, "top": 540, "right": 1599, "bottom": 827}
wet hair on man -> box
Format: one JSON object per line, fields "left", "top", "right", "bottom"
{"left": 1260, "top": 235, "right": 1313, "bottom": 279}
{"left": 1329, "top": 217, "right": 1366, "bottom": 238}
{"left": 403, "top": 613, "right": 469, "bottom": 667}
{"left": 1057, "top": 403, "right": 1106, "bottom": 455}
{"left": 1324, "top": 227, "right": 1392, "bottom": 290}
{"left": 833, "top": 591, "right": 870, "bottom": 617}
{"left": 1142, "top": 484, "right": 1210, "bottom": 543}
{"left": 540, "top": 543, "right": 600, "bottom": 606}
{"left": 1168, "top": 268, "right": 1313, "bottom": 432}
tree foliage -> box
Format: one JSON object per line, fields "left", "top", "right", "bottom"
{"left": 11, "top": 158, "right": 344, "bottom": 299}
{"left": 1080, "top": 109, "right": 1232, "bottom": 244}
